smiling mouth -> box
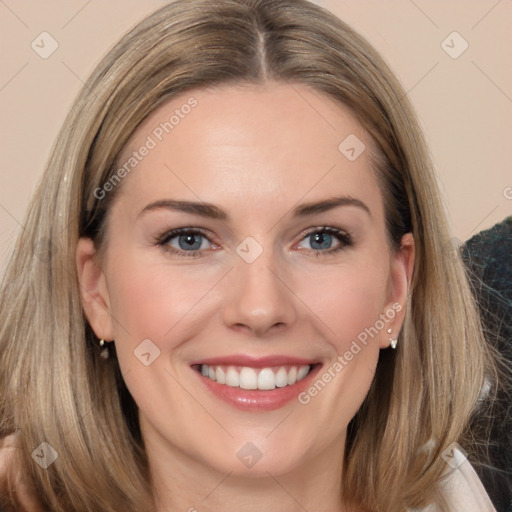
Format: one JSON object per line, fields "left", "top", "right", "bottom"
{"left": 192, "top": 363, "right": 315, "bottom": 390}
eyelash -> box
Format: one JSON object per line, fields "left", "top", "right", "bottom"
{"left": 153, "top": 226, "right": 352, "bottom": 259}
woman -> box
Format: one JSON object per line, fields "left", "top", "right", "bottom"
{"left": 0, "top": 0, "right": 506, "bottom": 510}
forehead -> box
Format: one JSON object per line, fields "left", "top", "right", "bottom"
{"left": 113, "top": 81, "right": 381, "bottom": 219}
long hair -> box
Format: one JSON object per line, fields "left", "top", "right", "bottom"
{"left": 0, "top": 0, "right": 502, "bottom": 510}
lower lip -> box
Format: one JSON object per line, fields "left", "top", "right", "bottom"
{"left": 192, "top": 364, "right": 322, "bottom": 411}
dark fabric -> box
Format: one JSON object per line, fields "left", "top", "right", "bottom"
{"left": 461, "top": 216, "right": 512, "bottom": 512}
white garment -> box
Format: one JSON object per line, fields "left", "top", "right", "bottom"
{"left": 409, "top": 445, "right": 497, "bottom": 512}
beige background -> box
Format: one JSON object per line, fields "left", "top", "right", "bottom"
{"left": 1, "top": 0, "right": 511, "bottom": 282}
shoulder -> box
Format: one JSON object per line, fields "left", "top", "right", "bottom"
{"left": 0, "top": 434, "right": 16, "bottom": 477}
{"left": 0, "top": 434, "right": 44, "bottom": 512}
{"left": 0, "top": 435, "right": 17, "bottom": 510}
{"left": 407, "top": 446, "right": 497, "bottom": 512}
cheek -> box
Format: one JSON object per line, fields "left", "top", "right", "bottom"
{"left": 105, "top": 251, "right": 222, "bottom": 359}
{"left": 301, "top": 261, "right": 390, "bottom": 348}
{"left": 289, "top": 263, "right": 388, "bottom": 420}
{"left": 106, "top": 242, "right": 390, "bottom": 363}
{"left": 108, "top": 251, "right": 225, "bottom": 388}
{"left": 104, "top": 255, "right": 212, "bottom": 424}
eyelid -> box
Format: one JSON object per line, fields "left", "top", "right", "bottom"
{"left": 294, "top": 226, "right": 352, "bottom": 251}
{"left": 156, "top": 227, "right": 212, "bottom": 243}
{"left": 155, "top": 227, "right": 218, "bottom": 250}
{"left": 296, "top": 225, "right": 351, "bottom": 240}
{"left": 154, "top": 225, "right": 352, "bottom": 258}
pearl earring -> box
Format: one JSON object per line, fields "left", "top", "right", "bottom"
{"left": 99, "top": 339, "right": 109, "bottom": 359}
{"left": 387, "top": 328, "right": 397, "bottom": 349}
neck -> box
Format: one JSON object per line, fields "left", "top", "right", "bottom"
{"left": 146, "top": 432, "right": 351, "bottom": 512}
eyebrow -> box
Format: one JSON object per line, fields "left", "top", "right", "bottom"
{"left": 137, "top": 195, "right": 371, "bottom": 220}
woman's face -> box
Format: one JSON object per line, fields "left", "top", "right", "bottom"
{"left": 77, "top": 81, "right": 413, "bottom": 482}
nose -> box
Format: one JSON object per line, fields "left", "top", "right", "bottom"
{"left": 222, "top": 248, "right": 297, "bottom": 337}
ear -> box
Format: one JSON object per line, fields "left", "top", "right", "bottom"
{"left": 75, "top": 237, "right": 115, "bottom": 341}
{"left": 380, "top": 233, "right": 415, "bottom": 349}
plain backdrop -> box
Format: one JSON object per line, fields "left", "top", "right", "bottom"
{"left": 1, "top": 0, "right": 511, "bottom": 282}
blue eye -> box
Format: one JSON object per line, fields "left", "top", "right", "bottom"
{"left": 174, "top": 232, "right": 204, "bottom": 251}
{"left": 310, "top": 232, "right": 334, "bottom": 250}
{"left": 155, "top": 226, "right": 351, "bottom": 259}
{"left": 156, "top": 228, "right": 213, "bottom": 257}
{"left": 297, "top": 227, "right": 352, "bottom": 255}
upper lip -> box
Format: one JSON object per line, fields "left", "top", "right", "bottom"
{"left": 190, "top": 354, "right": 320, "bottom": 368}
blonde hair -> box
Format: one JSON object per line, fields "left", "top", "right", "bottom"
{"left": 0, "top": 0, "right": 501, "bottom": 510}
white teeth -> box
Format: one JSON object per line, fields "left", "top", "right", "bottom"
{"left": 239, "top": 367, "right": 258, "bottom": 390}
{"left": 257, "top": 368, "right": 276, "bottom": 390}
{"left": 287, "top": 366, "right": 297, "bottom": 385}
{"left": 297, "top": 365, "right": 309, "bottom": 381}
{"left": 225, "top": 367, "right": 240, "bottom": 387}
{"left": 215, "top": 366, "right": 226, "bottom": 384}
{"left": 275, "top": 367, "right": 288, "bottom": 387}
{"left": 198, "top": 364, "right": 312, "bottom": 390}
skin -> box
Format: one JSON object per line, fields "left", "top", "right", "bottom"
{"left": 0, "top": 435, "right": 44, "bottom": 512}
{"left": 76, "top": 81, "right": 414, "bottom": 512}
